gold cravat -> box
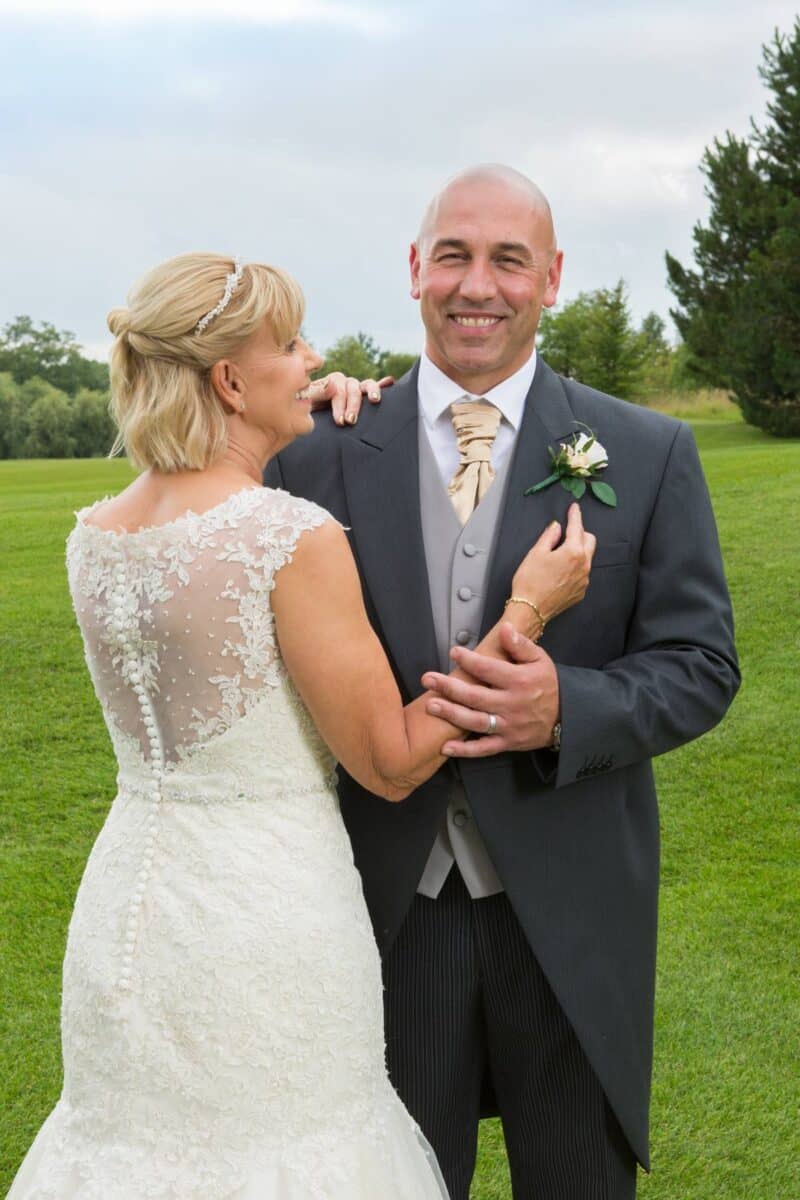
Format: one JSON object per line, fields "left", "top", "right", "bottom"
{"left": 447, "top": 399, "right": 502, "bottom": 525}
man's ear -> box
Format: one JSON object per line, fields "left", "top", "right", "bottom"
{"left": 409, "top": 241, "right": 421, "bottom": 300}
{"left": 543, "top": 249, "right": 564, "bottom": 309}
{"left": 210, "top": 359, "right": 245, "bottom": 413}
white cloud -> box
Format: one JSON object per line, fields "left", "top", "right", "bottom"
{"left": 1, "top": 0, "right": 797, "bottom": 353}
{"left": 0, "top": 0, "right": 394, "bottom": 35}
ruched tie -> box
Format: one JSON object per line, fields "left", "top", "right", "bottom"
{"left": 447, "top": 399, "right": 502, "bottom": 525}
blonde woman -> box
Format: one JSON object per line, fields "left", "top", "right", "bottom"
{"left": 8, "top": 253, "right": 594, "bottom": 1199}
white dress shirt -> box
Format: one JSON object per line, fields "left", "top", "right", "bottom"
{"left": 417, "top": 348, "right": 538, "bottom": 489}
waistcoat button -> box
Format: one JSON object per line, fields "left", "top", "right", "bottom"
{"left": 458, "top": 586, "right": 472, "bottom": 601}
{"left": 455, "top": 630, "right": 471, "bottom": 645}
{"left": 463, "top": 543, "right": 477, "bottom": 557}
{"left": 452, "top": 809, "right": 469, "bottom": 828}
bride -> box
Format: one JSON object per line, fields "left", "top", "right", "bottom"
{"left": 8, "top": 253, "right": 595, "bottom": 1199}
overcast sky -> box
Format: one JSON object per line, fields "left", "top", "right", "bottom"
{"left": 0, "top": 0, "right": 796, "bottom": 360}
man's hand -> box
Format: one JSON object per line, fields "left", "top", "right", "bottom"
{"left": 308, "top": 373, "right": 394, "bottom": 426}
{"left": 422, "top": 623, "right": 560, "bottom": 758}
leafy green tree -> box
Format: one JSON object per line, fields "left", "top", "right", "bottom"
{"left": 0, "top": 374, "right": 117, "bottom": 459}
{"left": 640, "top": 312, "right": 669, "bottom": 351}
{"left": 16, "top": 378, "right": 77, "bottom": 458}
{"left": 0, "top": 372, "right": 25, "bottom": 458}
{"left": 666, "top": 19, "right": 800, "bottom": 436}
{"left": 316, "top": 332, "right": 381, "bottom": 380}
{"left": 313, "top": 332, "right": 417, "bottom": 383}
{"left": 0, "top": 316, "right": 109, "bottom": 395}
{"left": 376, "top": 351, "right": 417, "bottom": 380}
{"left": 71, "top": 389, "right": 116, "bottom": 458}
{"left": 537, "top": 295, "right": 592, "bottom": 381}
{"left": 636, "top": 311, "right": 676, "bottom": 397}
{"left": 538, "top": 282, "right": 648, "bottom": 399}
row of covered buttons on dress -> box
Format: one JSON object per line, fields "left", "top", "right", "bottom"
{"left": 110, "top": 555, "right": 164, "bottom": 992}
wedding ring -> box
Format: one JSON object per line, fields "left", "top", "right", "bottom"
{"left": 486, "top": 713, "right": 498, "bottom": 735}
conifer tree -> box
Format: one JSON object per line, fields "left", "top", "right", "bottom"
{"left": 666, "top": 19, "right": 800, "bottom": 436}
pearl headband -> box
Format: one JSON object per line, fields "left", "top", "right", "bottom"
{"left": 195, "top": 257, "right": 244, "bottom": 335}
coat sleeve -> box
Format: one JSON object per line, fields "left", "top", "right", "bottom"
{"left": 548, "top": 421, "right": 740, "bottom": 788}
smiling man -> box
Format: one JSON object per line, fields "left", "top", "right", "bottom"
{"left": 412, "top": 169, "right": 560, "bottom": 393}
{"left": 265, "top": 164, "right": 739, "bottom": 1199}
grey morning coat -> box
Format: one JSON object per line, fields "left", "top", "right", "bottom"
{"left": 264, "top": 357, "right": 740, "bottom": 1169}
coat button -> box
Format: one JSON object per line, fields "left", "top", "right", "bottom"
{"left": 455, "top": 630, "right": 471, "bottom": 645}
{"left": 458, "top": 586, "right": 472, "bottom": 601}
{"left": 463, "top": 543, "right": 477, "bottom": 557}
{"left": 453, "top": 809, "right": 469, "bottom": 828}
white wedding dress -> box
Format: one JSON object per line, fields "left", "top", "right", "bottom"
{"left": 8, "top": 485, "right": 449, "bottom": 1200}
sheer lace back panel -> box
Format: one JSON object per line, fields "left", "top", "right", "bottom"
{"left": 67, "top": 487, "right": 335, "bottom": 791}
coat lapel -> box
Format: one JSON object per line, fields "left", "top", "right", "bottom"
{"left": 481, "top": 359, "right": 580, "bottom": 637}
{"left": 342, "top": 366, "right": 440, "bottom": 699}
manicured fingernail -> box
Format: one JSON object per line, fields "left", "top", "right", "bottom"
{"left": 428, "top": 702, "right": 441, "bottom": 715}
{"left": 511, "top": 628, "right": 519, "bottom": 644}
{"left": 443, "top": 746, "right": 454, "bottom": 756}
{"left": 346, "top": 412, "right": 356, "bottom": 424}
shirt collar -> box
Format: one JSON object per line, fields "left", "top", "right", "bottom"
{"left": 418, "top": 348, "right": 537, "bottom": 433}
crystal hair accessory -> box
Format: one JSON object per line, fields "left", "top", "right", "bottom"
{"left": 194, "top": 257, "right": 245, "bottom": 335}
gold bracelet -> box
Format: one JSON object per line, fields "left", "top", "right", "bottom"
{"left": 504, "top": 596, "right": 546, "bottom": 640}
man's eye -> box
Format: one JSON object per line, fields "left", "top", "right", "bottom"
{"left": 438, "top": 253, "right": 465, "bottom": 262}
{"left": 497, "top": 257, "right": 522, "bottom": 267}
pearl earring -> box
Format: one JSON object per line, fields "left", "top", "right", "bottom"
{"left": 239, "top": 400, "right": 246, "bottom": 414}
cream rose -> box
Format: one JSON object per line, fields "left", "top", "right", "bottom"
{"left": 561, "top": 433, "right": 609, "bottom": 476}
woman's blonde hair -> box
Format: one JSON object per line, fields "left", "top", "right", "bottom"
{"left": 107, "top": 252, "right": 305, "bottom": 471}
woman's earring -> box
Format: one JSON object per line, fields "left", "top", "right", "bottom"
{"left": 239, "top": 399, "right": 246, "bottom": 414}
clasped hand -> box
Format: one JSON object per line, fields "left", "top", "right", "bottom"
{"left": 423, "top": 503, "right": 596, "bottom": 758}
{"left": 423, "top": 627, "right": 560, "bottom": 757}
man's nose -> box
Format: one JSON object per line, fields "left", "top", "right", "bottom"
{"left": 458, "top": 258, "right": 499, "bottom": 303}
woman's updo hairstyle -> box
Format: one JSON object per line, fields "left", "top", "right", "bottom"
{"left": 108, "top": 252, "right": 305, "bottom": 472}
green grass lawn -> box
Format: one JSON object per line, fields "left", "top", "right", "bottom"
{"left": 1, "top": 422, "right": 798, "bottom": 1197}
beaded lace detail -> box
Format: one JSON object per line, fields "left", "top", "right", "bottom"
{"left": 8, "top": 486, "right": 449, "bottom": 1200}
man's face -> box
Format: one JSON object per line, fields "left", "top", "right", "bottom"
{"left": 410, "top": 179, "right": 563, "bottom": 393}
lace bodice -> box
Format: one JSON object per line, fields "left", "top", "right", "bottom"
{"left": 66, "top": 486, "right": 334, "bottom": 779}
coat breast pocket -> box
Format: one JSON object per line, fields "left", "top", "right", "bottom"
{"left": 590, "top": 540, "right": 634, "bottom": 570}
{"left": 545, "top": 539, "right": 637, "bottom": 664}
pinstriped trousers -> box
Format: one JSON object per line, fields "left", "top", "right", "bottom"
{"left": 382, "top": 867, "right": 637, "bottom": 1200}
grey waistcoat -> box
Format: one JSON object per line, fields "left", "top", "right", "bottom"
{"left": 416, "top": 418, "right": 515, "bottom": 899}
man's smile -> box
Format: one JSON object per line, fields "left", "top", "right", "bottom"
{"left": 449, "top": 314, "right": 506, "bottom": 330}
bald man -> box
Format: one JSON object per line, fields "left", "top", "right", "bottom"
{"left": 265, "top": 165, "right": 739, "bottom": 1199}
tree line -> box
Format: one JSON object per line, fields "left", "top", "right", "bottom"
{"left": 0, "top": 318, "right": 115, "bottom": 459}
{"left": 1, "top": 17, "right": 797, "bottom": 457}
{"left": 0, "top": 295, "right": 695, "bottom": 461}
{"left": 321, "top": 292, "right": 695, "bottom": 404}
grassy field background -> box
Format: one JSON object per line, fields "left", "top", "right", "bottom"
{"left": 1, "top": 417, "right": 798, "bottom": 1197}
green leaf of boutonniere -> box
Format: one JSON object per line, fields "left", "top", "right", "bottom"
{"left": 561, "top": 476, "right": 586, "bottom": 499}
{"left": 589, "top": 480, "right": 617, "bottom": 507}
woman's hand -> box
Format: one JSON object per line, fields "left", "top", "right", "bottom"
{"left": 511, "top": 502, "right": 596, "bottom": 631}
{"left": 308, "top": 373, "right": 395, "bottom": 425}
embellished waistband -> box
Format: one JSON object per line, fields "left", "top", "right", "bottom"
{"left": 116, "top": 771, "right": 338, "bottom": 805}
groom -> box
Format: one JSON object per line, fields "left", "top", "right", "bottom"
{"left": 265, "top": 165, "right": 739, "bottom": 1198}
